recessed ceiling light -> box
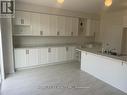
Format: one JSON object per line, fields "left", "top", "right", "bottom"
{"left": 57, "top": 0, "right": 64, "bottom": 4}
{"left": 105, "top": 0, "right": 112, "bottom": 7}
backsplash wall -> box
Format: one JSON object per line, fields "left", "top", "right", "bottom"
{"left": 13, "top": 36, "right": 93, "bottom": 47}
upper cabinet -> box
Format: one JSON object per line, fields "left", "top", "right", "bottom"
{"left": 78, "top": 18, "right": 100, "bottom": 37}
{"left": 40, "top": 14, "right": 50, "bottom": 36}
{"left": 123, "top": 15, "right": 127, "bottom": 27}
{"left": 65, "top": 17, "right": 73, "bottom": 36}
{"left": 86, "top": 19, "right": 94, "bottom": 37}
{"left": 31, "top": 13, "right": 40, "bottom": 36}
{"left": 72, "top": 18, "right": 79, "bottom": 36}
{"left": 14, "top": 11, "right": 30, "bottom": 26}
{"left": 123, "top": 11, "right": 127, "bottom": 27}
{"left": 13, "top": 11, "right": 32, "bottom": 36}
{"left": 49, "top": 15, "right": 58, "bottom": 36}
{"left": 57, "top": 16, "right": 66, "bottom": 36}
{"left": 13, "top": 11, "right": 79, "bottom": 37}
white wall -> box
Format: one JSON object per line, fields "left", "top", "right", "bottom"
{"left": 13, "top": 36, "right": 93, "bottom": 47}
{"left": 1, "top": 18, "right": 14, "bottom": 74}
{"left": 100, "top": 11, "right": 124, "bottom": 54}
{"left": 16, "top": 1, "right": 100, "bottom": 19}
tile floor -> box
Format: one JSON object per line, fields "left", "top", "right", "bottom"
{"left": 1, "top": 62, "right": 127, "bottom": 95}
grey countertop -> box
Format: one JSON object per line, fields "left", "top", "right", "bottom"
{"left": 14, "top": 43, "right": 80, "bottom": 49}
{"left": 76, "top": 47, "right": 127, "bottom": 62}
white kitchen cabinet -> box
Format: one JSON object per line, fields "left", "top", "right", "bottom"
{"left": 86, "top": 19, "right": 100, "bottom": 38}
{"left": 14, "top": 49, "right": 27, "bottom": 68}
{"left": 49, "top": 15, "right": 58, "bottom": 36}
{"left": 14, "top": 49, "right": 38, "bottom": 68}
{"left": 57, "top": 47, "right": 66, "bottom": 62}
{"left": 26, "top": 49, "right": 39, "bottom": 67}
{"left": 72, "top": 18, "right": 79, "bottom": 36}
{"left": 14, "top": 11, "right": 30, "bottom": 26}
{"left": 31, "top": 13, "right": 40, "bottom": 36}
{"left": 57, "top": 16, "right": 66, "bottom": 36}
{"left": 65, "top": 17, "right": 73, "bottom": 36}
{"left": 66, "top": 46, "right": 75, "bottom": 60}
{"left": 47, "top": 47, "right": 58, "bottom": 63}
{"left": 13, "top": 11, "right": 32, "bottom": 35}
{"left": 38, "top": 48, "right": 48, "bottom": 65}
{"left": 13, "top": 11, "right": 79, "bottom": 37}
{"left": 119, "top": 62, "right": 127, "bottom": 92}
{"left": 123, "top": 15, "right": 127, "bottom": 27}
{"left": 40, "top": 14, "right": 50, "bottom": 36}
{"left": 86, "top": 19, "right": 94, "bottom": 37}
{"left": 15, "top": 46, "right": 76, "bottom": 69}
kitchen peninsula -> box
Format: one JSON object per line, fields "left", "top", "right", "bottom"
{"left": 77, "top": 48, "right": 127, "bottom": 94}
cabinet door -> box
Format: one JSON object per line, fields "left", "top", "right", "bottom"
{"left": 57, "top": 16, "right": 66, "bottom": 36}
{"left": 123, "top": 15, "right": 127, "bottom": 27}
{"left": 47, "top": 48, "right": 57, "bottom": 63}
{"left": 14, "top": 11, "right": 30, "bottom": 25}
{"left": 26, "top": 49, "right": 39, "bottom": 67}
{"left": 66, "top": 46, "right": 75, "bottom": 61}
{"left": 57, "top": 47, "right": 66, "bottom": 62}
{"left": 14, "top": 49, "right": 27, "bottom": 68}
{"left": 72, "top": 18, "right": 79, "bottom": 36}
{"left": 40, "top": 14, "right": 50, "bottom": 36}
{"left": 31, "top": 13, "right": 40, "bottom": 36}
{"left": 86, "top": 19, "right": 93, "bottom": 36}
{"left": 50, "top": 15, "right": 58, "bottom": 36}
{"left": 38, "top": 48, "right": 48, "bottom": 65}
{"left": 119, "top": 62, "right": 127, "bottom": 92}
{"left": 65, "top": 17, "right": 72, "bottom": 36}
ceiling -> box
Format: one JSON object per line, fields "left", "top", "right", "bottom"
{"left": 17, "top": 0, "right": 127, "bottom": 14}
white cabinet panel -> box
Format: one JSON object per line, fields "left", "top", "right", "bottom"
{"left": 49, "top": 15, "right": 58, "bottom": 36}
{"left": 40, "top": 14, "right": 50, "bottom": 36}
{"left": 14, "top": 11, "right": 30, "bottom": 26}
{"left": 57, "top": 47, "right": 66, "bottom": 62}
{"left": 57, "top": 16, "right": 66, "bottom": 36}
{"left": 86, "top": 19, "right": 93, "bottom": 36}
{"left": 47, "top": 48, "right": 57, "bottom": 63}
{"left": 38, "top": 48, "right": 48, "bottom": 65}
{"left": 72, "top": 18, "right": 79, "bottom": 36}
{"left": 31, "top": 13, "right": 40, "bottom": 36}
{"left": 14, "top": 49, "right": 27, "bottom": 68}
{"left": 26, "top": 49, "right": 39, "bottom": 67}
{"left": 13, "top": 11, "right": 31, "bottom": 35}
{"left": 123, "top": 15, "right": 127, "bottom": 27}
{"left": 66, "top": 46, "right": 75, "bottom": 60}
{"left": 65, "top": 17, "right": 73, "bottom": 36}
{"left": 14, "top": 46, "right": 76, "bottom": 69}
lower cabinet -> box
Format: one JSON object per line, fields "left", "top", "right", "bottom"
{"left": 38, "top": 48, "right": 48, "bottom": 65}
{"left": 14, "top": 49, "right": 27, "bottom": 68}
{"left": 47, "top": 47, "right": 58, "bottom": 64}
{"left": 14, "top": 46, "right": 76, "bottom": 69}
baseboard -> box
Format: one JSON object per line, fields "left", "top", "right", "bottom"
{"left": 15, "top": 60, "right": 78, "bottom": 71}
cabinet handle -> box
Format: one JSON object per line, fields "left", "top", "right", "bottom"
{"left": 71, "top": 32, "right": 73, "bottom": 36}
{"left": 57, "top": 31, "right": 60, "bottom": 36}
{"left": 66, "top": 47, "right": 69, "bottom": 51}
{"left": 40, "top": 31, "right": 43, "bottom": 36}
{"left": 85, "top": 52, "right": 87, "bottom": 55}
{"left": 122, "top": 62, "right": 124, "bottom": 66}
{"left": 48, "top": 48, "right": 51, "bottom": 53}
{"left": 26, "top": 50, "right": 29, "bottom": 54}
{"left": 21, "top": 19, "right": 24, "bottom": 24}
